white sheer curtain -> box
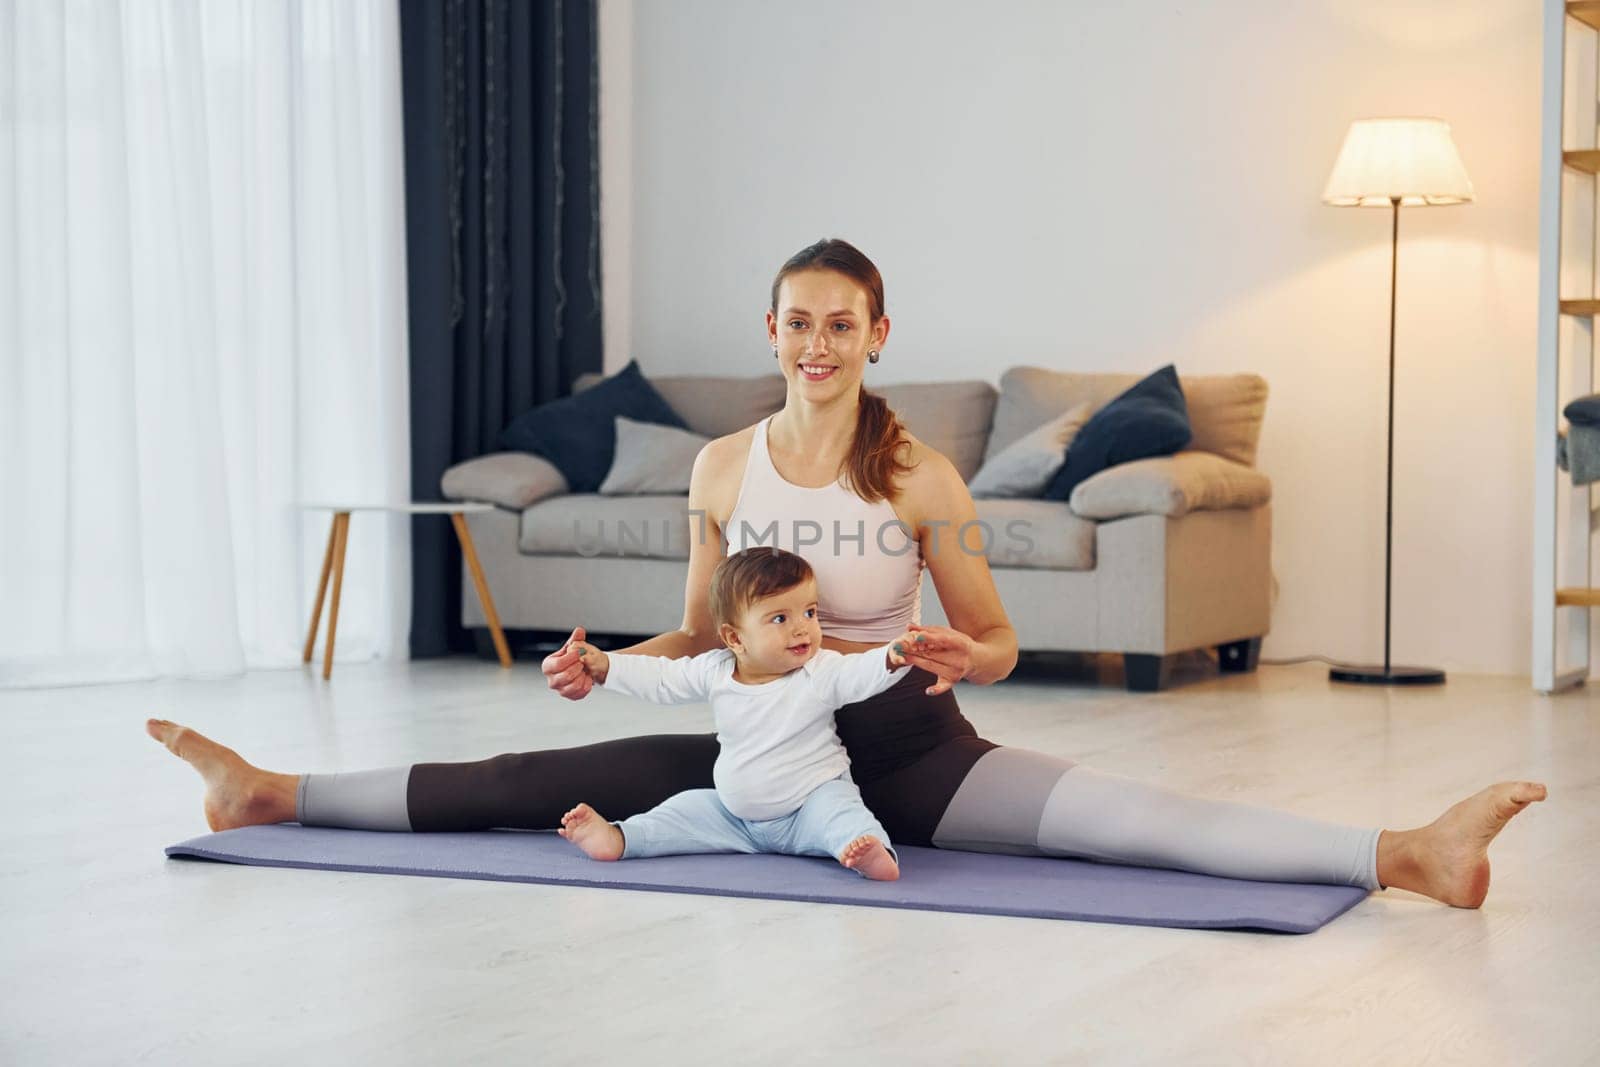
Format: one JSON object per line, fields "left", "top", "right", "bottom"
{"left": 0, "top": 0, "right": 412, "bottom": 687}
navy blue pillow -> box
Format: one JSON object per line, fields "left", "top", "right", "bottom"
{"left": 497, "top": 361, "right": 689, "bottom": 493}
{"left": 1041, "top": 365, "right": 1192, "bottom": 502}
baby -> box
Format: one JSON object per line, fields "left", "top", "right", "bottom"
{"left": 557, "top": 546, "right": 925, "bottom": 881}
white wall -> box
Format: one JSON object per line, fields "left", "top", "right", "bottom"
{"left": 600, "top": 0, "right": 1543, "bottom": 677}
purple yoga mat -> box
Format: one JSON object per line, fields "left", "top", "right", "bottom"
{"left": 166, "top": 826, "right": 1367, "bottom": 933}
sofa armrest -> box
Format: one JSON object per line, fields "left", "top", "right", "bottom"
{"left": 441, "top": 452, "right": 569, "bottom": 510}
{"left": 1068, "top": 451, "right": 1270, "bottom": 521}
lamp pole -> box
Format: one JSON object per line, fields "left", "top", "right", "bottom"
{"left": 1328, "top": 196, "right": 1446, "bottom": 686}
{"left": 1385, "top": 195, "right": 1397, "bottom": 677}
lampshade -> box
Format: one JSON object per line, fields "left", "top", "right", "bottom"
{"left": 1322, "top": 117, "right": 1474, "bottom": 207}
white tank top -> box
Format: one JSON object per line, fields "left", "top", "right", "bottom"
{"left": 725, "top": 416, "right": 922, "bottom": 643}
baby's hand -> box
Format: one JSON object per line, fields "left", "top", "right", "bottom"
{"left": 569, "top": 640, "right": 611, "bottom": 684}
{"left": 543, "top": 626, "right": 595, "bottom": 701}
{"left": 886, "top": 630, "right": 926, "bottom": 669}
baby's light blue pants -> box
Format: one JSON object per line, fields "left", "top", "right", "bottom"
{"left": 616, "top": 776, "right": 893, "bottom": 869}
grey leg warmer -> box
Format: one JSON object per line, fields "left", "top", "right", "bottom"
{"left": 296, "top": 767, "right": 413, "bottom": 832}
{"left": 932, "top": 747, "right": 1381, "bottom": 890}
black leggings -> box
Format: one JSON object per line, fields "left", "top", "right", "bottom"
{"left": 408, "top": 733, "right": 720, "bottom": 833}
{"left": 406, "top": 668, "right": 994, "bottom": 846}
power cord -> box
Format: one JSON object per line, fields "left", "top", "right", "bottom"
{"left": 1259, "top": 653, "right": 1345, "bottom": 667}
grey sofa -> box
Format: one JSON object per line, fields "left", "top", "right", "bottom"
{"left": 442, "top": 367, "right": 1273, "bottom": 691}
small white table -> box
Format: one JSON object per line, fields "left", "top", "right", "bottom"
{"left": 299, "top": 502, "right": 512, "bottom": 678}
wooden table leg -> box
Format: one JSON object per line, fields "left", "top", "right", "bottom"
{"left": 303, "top": 515, "right": 339, "bottom": 663}
{"left": 452, "top": 511, "right": 512, "bottom": 668}
{"left": 322, "top": 511, "right": 351, "bottom": 680}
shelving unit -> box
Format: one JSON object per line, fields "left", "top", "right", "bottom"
{"left": 1534, "top": 1, "right": 1600, "bottom": 691}
{"left": 1568, "top": 0, "right": 1600, "bottom": 29}
{"left": 1562, "top": 149, "right": 1600, "bottom": 173}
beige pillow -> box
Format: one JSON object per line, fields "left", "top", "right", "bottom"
{"left": 441, "top": 452, "right": 568, "bottom": 510}
{"left": 968, "top": 402, "right": 1093, "bottom": 497}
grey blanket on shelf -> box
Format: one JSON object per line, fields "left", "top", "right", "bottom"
{"left": 1560, "top": 393, "right": 1600, "bottom": 483}
{"left": 1558, "top": 424, "right": 1600, "bottom": 484}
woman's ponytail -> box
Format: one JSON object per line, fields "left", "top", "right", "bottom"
{"left": 843, "top": 388, "right": 915, "bottom": 504}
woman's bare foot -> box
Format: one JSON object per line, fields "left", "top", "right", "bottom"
{"left": 145, "top": 719, "right": 299, "bottom": 832}
{"left": 1377, "top": 781, "right": 1548, "bottom": 908}
{"left": 558, "top": 803, "right": 625, "bottom": 861}
{"left": 840, "top": 835, "right": 900, "bottom": 881}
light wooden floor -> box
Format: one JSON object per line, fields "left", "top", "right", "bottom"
{"left": 2, "top": 657, "right": 1595, "bottom": 1065}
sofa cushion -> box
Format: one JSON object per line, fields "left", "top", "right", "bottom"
{"left": 516, "top": 494, "right": 1092, "bottom": 570}
{"left": 599, "top": 417, "right": 711, "bottom": 495}
{"left": 968, "top": 401, "right": 1093, "bottom": 498}
{"left": 972, "top": 498, "right": 1096, "bottom": 570}
{"left": 1043, "top": 365, "right": 1191, "bottom": 502}
{"left": 1185, "top": 374, "right": 1269, "bottom": 467}
{"left": 655, "top": 374, "right": 788, "bottom": 437}
{"left": 875, "top": 380, "right": 998, "bottom": 482}
{"left": 576, "top": 372, "right": 998, "bottom": 479}
{"left": 441, "top": 452, "right": 568, "bottom": 509}
{"left": 519, "top": 494, "right": 696, "bottom": 559}
{"left": 987, "top": 367, "right": 1269, "bottom": 468}
{"left": 500, "top": 361, "right": 689, "bottom": 492}
{"left": 1068, "top": 451, "right": 1273, "bottom": 520}
{"left": 577, "top": 372, "right": 788, "bottom": 439}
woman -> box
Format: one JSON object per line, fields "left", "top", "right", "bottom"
{"left": 149, "top": 238, "right": 1545, "bottom": 908}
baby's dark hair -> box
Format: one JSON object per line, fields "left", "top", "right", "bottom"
{"left": 708, "top": 547, "right": 814, "bottom": 630}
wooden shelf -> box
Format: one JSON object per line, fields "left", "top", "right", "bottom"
{"left": 1538, "top": 4, "right": 1600, "bottom": 689}
{"left": 1570, "top": 2, "right": 1600, "bottom": 31}
{"left": 1563, "top": 150, "right": 1600, "bottom": 173}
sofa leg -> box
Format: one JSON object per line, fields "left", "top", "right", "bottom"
{"left": 1217, "top": 637, "right": 1263, "bottom": 674}
{"left": 1124, "top": 654, "right": 1172, "bottom": 692}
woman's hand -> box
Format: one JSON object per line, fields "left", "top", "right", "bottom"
{"left": 542, "top": 626, "right": 597, "bottom": 701}
{"left": 896, "top": 624, "right": 975, "bottom": 696}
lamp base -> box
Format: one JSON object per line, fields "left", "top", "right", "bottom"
{"left": 1328, "top": 664, "right": 1446, "bottom": 686}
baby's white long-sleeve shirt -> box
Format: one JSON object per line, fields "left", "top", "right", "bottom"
{"left": 601, "top": 647, "right": 910, "bottom": 821}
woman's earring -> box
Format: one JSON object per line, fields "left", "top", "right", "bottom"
{"left": 868, "top": 350, "right": 880, "bottom": 364}
{"left": 772, "top": 346, "right": 779, "bottom": 358}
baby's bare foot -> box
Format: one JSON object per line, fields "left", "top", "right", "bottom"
{"left": 558, "top": 803, "right": 625, "bottom": 861}
{"left": 840, "top": 835, "right": 900, "bottom": 881}
{"left": 1382, "top": 781, "right": 1548, "bottom": 908}
{"left": 145, "top": 719, "right": 298, "bottom": 832}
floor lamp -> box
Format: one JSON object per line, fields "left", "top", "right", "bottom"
{"left": 1321, "top": 117, "right": 1474, "bottom": 686}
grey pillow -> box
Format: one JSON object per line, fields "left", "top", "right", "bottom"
{"left": 968, "top": 402, "right": 1093, "bottom": 498}
{"left": 598, "top": 416, "right": 712, "bottom": 495}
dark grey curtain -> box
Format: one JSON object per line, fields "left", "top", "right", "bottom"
{"left": 400, "top": 0, "right": 602, "bottom": 656}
